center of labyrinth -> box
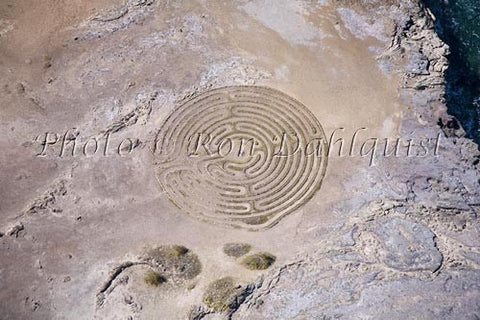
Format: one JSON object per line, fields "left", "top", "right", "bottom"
{"left": 153, "top": 86, "right": 328, "bottom": 230}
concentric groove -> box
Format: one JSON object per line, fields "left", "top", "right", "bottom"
{"left": 154, "top": 86, "right": 328, "bottom": 230}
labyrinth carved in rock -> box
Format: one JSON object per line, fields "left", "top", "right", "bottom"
{"left": 154, "top": 86, "right": 328, "bottom": 230}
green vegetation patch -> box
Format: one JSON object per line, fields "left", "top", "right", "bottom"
{"left": 241, "top": 252, "right": 276, "bottom": 270}
{"left": 144, "top": 269, "right": 166, "bottom": 286}
{"left": 203, "top": 277, "right": 240, "bottom": 312}
{"left": 223, "top": 243, "right": 252, "bottom": 258}
{"left": 143, "top": 245, "right": 201, "bottom": 280}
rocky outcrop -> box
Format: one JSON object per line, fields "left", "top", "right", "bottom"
{"left": 231, "top": 1, "right": 480, "bottom": 318}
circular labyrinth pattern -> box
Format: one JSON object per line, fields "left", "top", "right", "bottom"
{"left": 154, "top": 86, "right": 328, "bottom": 230}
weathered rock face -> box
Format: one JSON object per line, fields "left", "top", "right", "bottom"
{"left": 365, "top": 217, "right": 443, "bottom": 272}
{"left": 234, "top": 263, "right": 480, "bottom": 319}
{"left": 1, "top": 0, "right": 479, "bottom": 319}
{"left": 232, "top": 1, "right": 480, "bottom": 319}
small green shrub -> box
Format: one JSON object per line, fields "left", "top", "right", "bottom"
{"left": 144, "top": 269, "right": 166, "bottom": 286}
{"left": 203, "top": 277, "right": 239, "bottom": 311}
{"left": 143, "top": 245, "right": 201, "bottom": 280}
{"left": 241, "top": 252, "right": 276, "bottom": 270}
{"left": 223, "top": 243, "right": 252, "bottom": 258}
{"left": 164, "top": 245, "right": 189, "bottom": 258}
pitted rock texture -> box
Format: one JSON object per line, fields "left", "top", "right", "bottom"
{"left": 236, "top": 267, "right": 480, "bottom": 319}
{"left": 370, "top": 217, "right": 443, "bottom": 272}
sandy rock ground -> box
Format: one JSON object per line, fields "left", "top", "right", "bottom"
{"left": 0, "top": 0, "right": 479, "bottom": 319}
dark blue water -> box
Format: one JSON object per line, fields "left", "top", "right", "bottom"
{"left": 422, "top": 0, "right": 480, "bottom": 145}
